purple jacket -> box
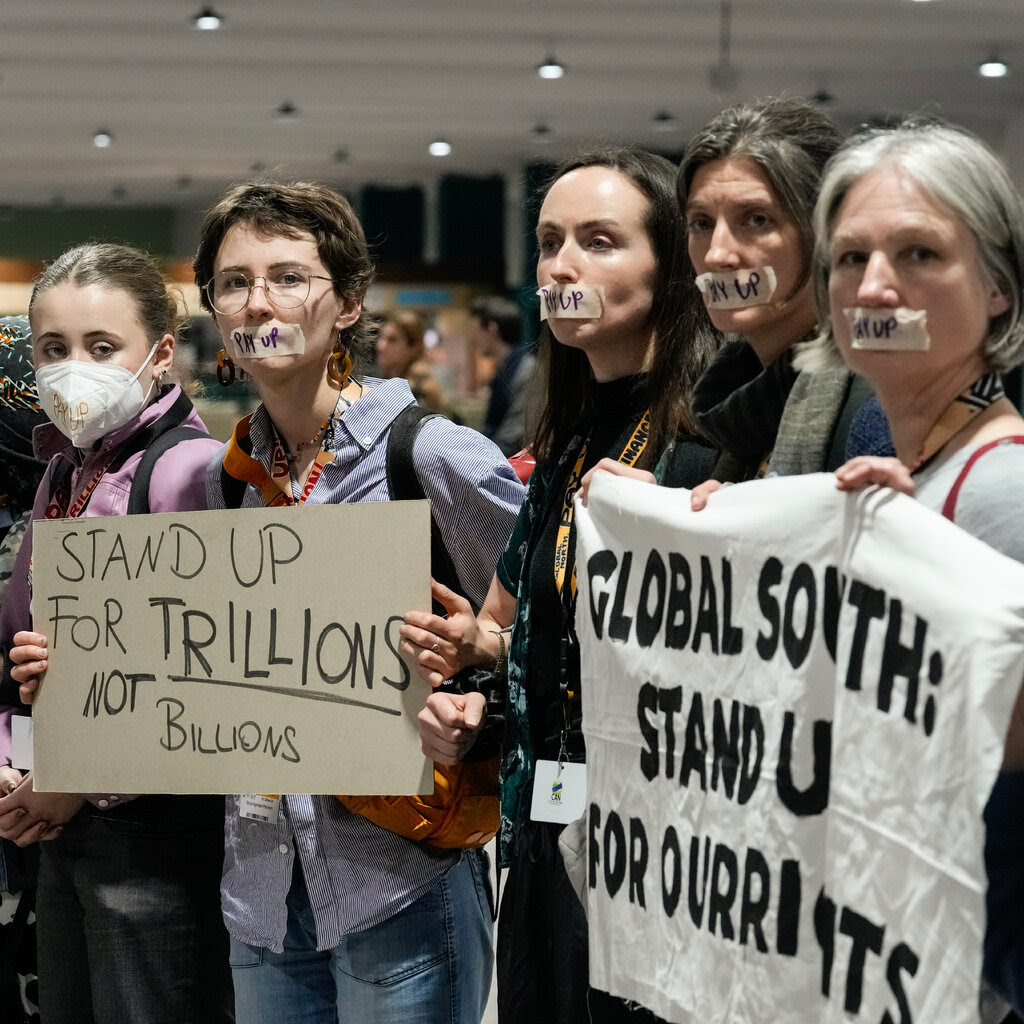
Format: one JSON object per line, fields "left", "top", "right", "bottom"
{"left": 0, "top": 385, "right": 221, "bottom": 766}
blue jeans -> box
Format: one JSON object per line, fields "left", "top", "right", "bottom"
{"left": 230, "top": 849, "right": 493, "bottom": 1024}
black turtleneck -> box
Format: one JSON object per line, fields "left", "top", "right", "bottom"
{"left": 690, "top": 340, "right": 798, "bottom": 481}
{"left": 523, "top": 373, "right": 652, "bottom": 763}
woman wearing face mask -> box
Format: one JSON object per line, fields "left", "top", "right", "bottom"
{"left": 402, "top": 148, "right": 715, "bottom": 1022}
{"left": 194, "top": 180, "right": 523, "bottom": 1024}
{"left": 799, "top": 119, "right": 1024, "bottom": 1022}
{"left": 0, "top": 243, "right": 231, "bottom": 1023}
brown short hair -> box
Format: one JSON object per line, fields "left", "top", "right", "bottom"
{"left": 193, "top": 180, "right": 375, "bottom": 368}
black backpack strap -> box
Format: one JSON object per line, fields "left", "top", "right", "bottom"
{"left": 106, "top": 388, "right": 195, "bottom": 474}
{"left": 385, "top": 403, "right": 462, "bottom": 602}
{"left": 127, "top": 426, "right": 210, "bottom": 515}
{"left": 48, "top": 389, "right": 201, "bottom": 518}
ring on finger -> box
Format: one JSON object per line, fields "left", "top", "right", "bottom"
{"left": 431, "top": 642, "right": 440, "bottom": 654}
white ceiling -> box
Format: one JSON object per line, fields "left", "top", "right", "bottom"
{"left": 2, "top": 0, "right": 1024, "bottom": 210}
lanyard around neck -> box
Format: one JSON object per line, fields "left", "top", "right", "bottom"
{"left": 223, "top": 414, "right": 334, "bottom": 508}
{"left": 553, "top": 408, "right": 651, "bottom": 601}
{"left": 914, "top": 372, "right": 1004, "bottom": 471}
{"left": 44, "top": 457, "right": 115, "bottom": 520}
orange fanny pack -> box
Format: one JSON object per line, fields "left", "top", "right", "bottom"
{"left": 336, "top": 404, "right": 501, "bottom": 848}
{"left": 337, "top": 755, "right": 499, "bottom": 849}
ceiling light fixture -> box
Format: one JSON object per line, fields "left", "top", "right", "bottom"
{"left": 978, "top": 54, "right": 1009, "bottom": 78}
{"left": 193, "top": 7, "right": 223, "bottom": 30}
{"left": 708, "top": 0, "right": 739, "bottom": 93}
{"left": 537, "top": 53, "right": 566, "bottom": 79}
{"left": 92, "top": 130, "right": 113, "bottom": 148}
{"left": 428, "top": 139, "right": 452, "bottom": 157}
{"left": 650, "top": 110, "right": 678, "bottom": 133}
{"left": 275, "top": 101, "right": 300, "bottom": 122}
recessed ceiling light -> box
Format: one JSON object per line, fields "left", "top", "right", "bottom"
{"left": 979, "top": 55, "right": 1009, "bottom": 78}
{"left": 650, "top": 110, "right": 678, "bottom": 133}
{"left": 92, "top": 130, "right": 113, "bottom": 148}
{"left": 428, "top": 139, "right": 452, "bottom": 157}
{"left": 537, "top": 53, "right": 565, "bottom": 79}
{"left": 193, "top": 7, "right": 223, "bottom": 30}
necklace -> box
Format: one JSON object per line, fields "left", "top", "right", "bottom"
{"left": 281, "top": 393, "right": 346, "bottom": 464}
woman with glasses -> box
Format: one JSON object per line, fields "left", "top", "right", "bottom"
{"left": 194, "top": 180, "right": 523, "bottom": 1024}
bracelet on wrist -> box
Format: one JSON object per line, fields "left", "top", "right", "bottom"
{"left": 490, "top": 629, "right": 508, "bottom": 678}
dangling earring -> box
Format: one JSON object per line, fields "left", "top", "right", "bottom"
{"left": 327, "top": 334, "right": 352, "bottom": 389}
{"left": 217, "top": 349, "right": 236, "bottom": 387}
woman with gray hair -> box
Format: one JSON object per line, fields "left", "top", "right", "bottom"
{"left": 804, "top": 117, "right": 1024, "bottom": 1018}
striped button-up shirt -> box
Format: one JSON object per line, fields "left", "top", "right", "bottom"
{"left": 207, "top": 377, "right": 524, "bottom": 952}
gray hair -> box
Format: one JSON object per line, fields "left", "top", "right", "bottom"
{"left": 798, "top": 120, "right": 1024, "bottom": 373}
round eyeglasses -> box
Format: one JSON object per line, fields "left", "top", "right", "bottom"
{"left": 205, "top": 267, "right": 334, "bottom": 316}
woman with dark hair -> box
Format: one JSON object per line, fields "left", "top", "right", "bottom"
{"left": 0, "top": 244, "right": 230, "bottom": 1023}
{"left": 402, "top": 147, "right": 715, "bottom": 1021}
{"left": 193, "top": 180, "right": 522, "bottom": 1023}
{"left": 681, "top": 96, "right": 885, "bottom": 492}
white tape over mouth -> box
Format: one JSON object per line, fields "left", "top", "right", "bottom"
{"left": 537, "top": 284, "right": 605, "bottom": 321}
{"left": 845, "top": 307, "right": 930, "bottom": 351}
{"left": 695, "top": 267, "right": 777, "bottom": 309}
{"left": 227, "top": 322, "right": 307, "bottom": 359}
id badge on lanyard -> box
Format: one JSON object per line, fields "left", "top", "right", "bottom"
{"left": 530, "top": 409, "right": 650, "bottom": 825}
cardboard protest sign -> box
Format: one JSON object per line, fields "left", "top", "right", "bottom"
{"left": 30, "top": 502, "right": 434, "bottom": 796}
{"left": 575, "top": 472, "right": 1024, "bottom": 1024}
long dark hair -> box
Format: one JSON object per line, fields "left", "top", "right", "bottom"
{"left": 529, "top": 147, "right": 711, "bottom": 469}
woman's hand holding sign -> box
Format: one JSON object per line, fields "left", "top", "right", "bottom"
{"left": 9, "top": 630, "right": 49, "bottom": 704}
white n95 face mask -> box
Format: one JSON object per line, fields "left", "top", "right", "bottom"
{"left": 35, "top": 346, "right": 159, "bottom": 448}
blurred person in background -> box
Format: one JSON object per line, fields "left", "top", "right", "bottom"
{"left": 0, "top": 315, "right": 45, "bottom": 1024}
{"left": 471, "top": 296, "right": 536, "bottom": 456}
{"left": 376, "top": 309, "right": 448, "bottom": 414}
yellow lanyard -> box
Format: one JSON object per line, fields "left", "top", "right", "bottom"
{"left": 553, "top": 408, "right": 651, "bottom": 601}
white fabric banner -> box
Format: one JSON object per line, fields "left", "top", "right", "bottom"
{"left": 575, "top": 472, "right": 1024, "bottom": 1024}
